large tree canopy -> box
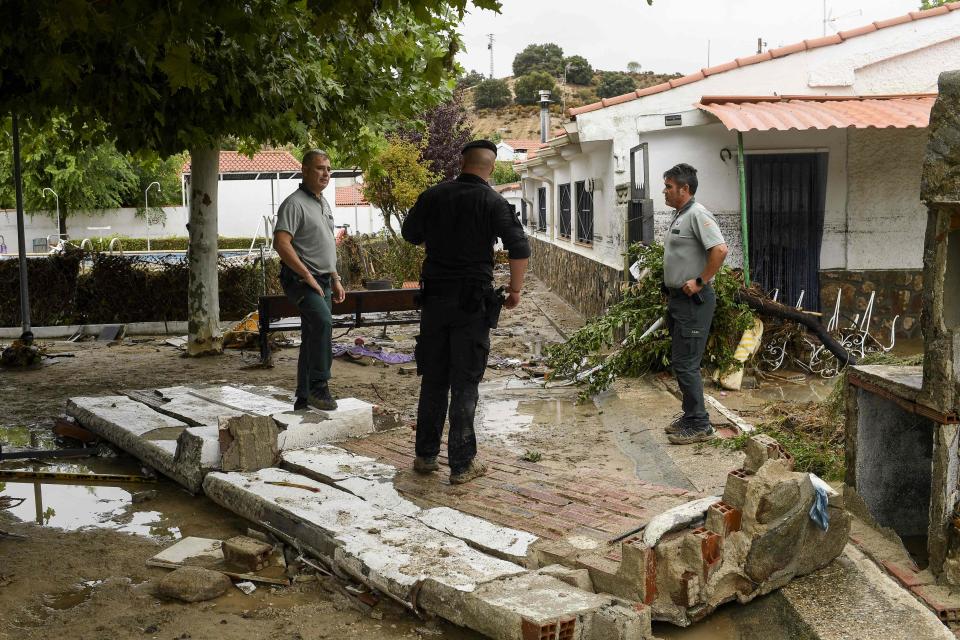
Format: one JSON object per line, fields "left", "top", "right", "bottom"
{"left": 0, "top": 1, "right": 499, "bottom": 163}
{"left": 1, "top": 0, "right": 499, "bottom": 355}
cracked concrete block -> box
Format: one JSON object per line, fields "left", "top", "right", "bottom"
{"left": 743, "top": 434, "right": 795, "bottom": 474}
{"left": 576, "top": 553, "right": 641, "bottom": 601}
{"left": 418, "top": 571, "right": 640, "bottom": 640}
{"left": 537, "top": 564, "right": 594, "bottom": 592}
{"left": 722, "top": 469, "right": 751, "bottom": 510}
{"left": 705, "top": 501, "right": 742, "bottom": 537}
{"left": 174, "top": 426, "right": 221, "bottom": 492}
{"left": 588, "top": 602, "right": 651, "bottom": 640}
{"left": 218, "top": 414, "right": 278, "bottom": 472}
{"left": 222, "top": 535, "right": 274, "bottom": 571}
{"left": 618, "top": 538, "right": 656, "bottom": 604}
{"left": 187, "top": 385, "right": 292, "bottom": 415}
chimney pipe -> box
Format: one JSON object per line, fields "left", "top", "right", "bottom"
{"left": 538, "top": 90, "right": 552, "bottom": 144}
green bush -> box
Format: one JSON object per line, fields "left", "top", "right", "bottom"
{"left": 474, "top": 79, "right": 512, "bottom": 109}
{"left": 78, "top": 236, "right": 266, "bottom": 252}
{"left": 563, "top": 55, "right": 593, "bottom": 85}
{"left": 514, "top": 72, "right": 557, "bottom": 105}
{"left": 597, "top": 72, "right": 636, "bottom": 99}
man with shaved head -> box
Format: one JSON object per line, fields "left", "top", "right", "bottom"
{"left": 402, "top": 139, "right": 530, "bottom": 484}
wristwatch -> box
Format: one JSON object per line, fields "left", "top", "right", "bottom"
{"left": 695, "top": 276, "right": 704, "bottom": 287}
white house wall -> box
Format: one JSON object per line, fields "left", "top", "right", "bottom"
{"left": 844, "top": 127, "right": 927, "bottom": 270}
{"left": 216, "top": 177, "right": 301, "bottom": 237}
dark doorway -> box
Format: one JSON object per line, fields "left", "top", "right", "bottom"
{"left": 746, "top": 152, "right": 828, "bottom": 311}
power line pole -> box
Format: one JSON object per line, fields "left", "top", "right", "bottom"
{"left": 487, "top": 34, "right": 495, "bottom": 79}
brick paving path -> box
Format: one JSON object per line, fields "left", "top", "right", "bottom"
{"left": 341, "top": 428, "right": 703, "bottom": 547}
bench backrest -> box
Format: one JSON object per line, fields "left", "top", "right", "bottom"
{"left": 259, "top": 288, "right": 421, "bottom": 320}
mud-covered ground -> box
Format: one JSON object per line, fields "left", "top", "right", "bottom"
{"left": 0, "top": 274, "right": 596, "bottom": 640}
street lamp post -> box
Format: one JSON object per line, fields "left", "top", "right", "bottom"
{"left": 144, "top": 181, "right": 161, "bottom": 251}
{"left": 41, "top": 187, "right": 60, "bottom": 243}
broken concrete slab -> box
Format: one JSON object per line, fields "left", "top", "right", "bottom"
{"left": 187, "top": 385, "right": 292, "bottom": 416}
{"left": 417, "top": 569, "right": 653, "bottom": 640}
{"left": 66, "top": 396, "right": 204, "bottom": 491}
{"left": 281, "top": 446, "right": 538, "bottom": 563}
{"left": 202, "top": 468, "right": 526, "bottom": 606}
{"left": 124, "top": 387, "right": 248, "bottom": 427}
{"left": 174, "top": 426, "right": 222, "bottom": 492}
{"left": 273, "top": 397, "right": 375, "bottom": 448}
{"left": 222, "top": 535, "right": 274, "bottom": 571}
{"left": 218, "top": 414, "right": 278, "bottom": 471}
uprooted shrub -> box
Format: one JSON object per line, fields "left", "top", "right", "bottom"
{"left": 545, "top": 243, "right": 756, "bottom": 399}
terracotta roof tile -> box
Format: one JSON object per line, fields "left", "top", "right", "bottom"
{"left": 494, "top": 182, "right": 521, "bottom": 193}
{"left": 501, "top": 138, "right": 546, "bottom": 151}
{"left": 837, "top": 23, "right": 878, "bottom": 39}
{"left": 770, "top": 41, "right": 807, "bottom": 58}
{"left": 603, "top": 92, "right": 639, "bottom": 107}
{"left": 913, "top": 6, "right": 950, "bottom": 19}
{"left": 874, "top": 14, "right": 913, "bottom": 29}
{"left": 335, "top": 184, "right": 369, "bottom": 206}
{"left": 698, "top": 94, "right": 935, "bottom": 132}
{"left": 182, "top": 150, "right": 300, "bottom": 174}
{"left": 669, "top": 71, "right": 705, "bottom": 88}
{"left": 636, "top": 82, "right": 672, "bottom": 97}
{"left": 568, "top": 6, "right": 956, "bottom": 119}
{"left": 804, "top": 34, "right": 843, "bottom": 49}
{"left": 735, "top": 51, "right": 773, "bottom": 66}
{"left": 702, "top": 60, "right": 739, "bottom": 76}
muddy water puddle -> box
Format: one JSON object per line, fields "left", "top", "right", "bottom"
{"left": 477, "top": 395, "right": 596, "bottom": 450}
{"left": 0, "top": 457, "right": 191, "bottom": 539}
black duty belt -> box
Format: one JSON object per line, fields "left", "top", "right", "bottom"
{"left": 421, "top": 278, "right": 492, "bottom": 298}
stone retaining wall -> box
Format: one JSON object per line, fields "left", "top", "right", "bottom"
{"left": 527, "top": 236, "right": 623, "bottom": 318}
{"left": 819, "top": 269, "right": 923, "bottom": 338}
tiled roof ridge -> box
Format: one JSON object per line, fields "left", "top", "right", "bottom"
{"left": 569, "top": 2, "right": 960, "bottom": 117}
{"left": 698, "top": 92, "right": 938, "bottom": 104}
{"left": 182, "top": 149, "right": 300, "bottom": 174}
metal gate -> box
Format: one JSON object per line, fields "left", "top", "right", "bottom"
{"left": 746, "top": 152, "right": 828, "bottom": 311}
{"left": 628, "top": 143, "right": 653, "bottom": 245}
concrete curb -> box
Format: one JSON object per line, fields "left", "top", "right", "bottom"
{"left": 0, "top": 320, "right": 242, "bottom": 339}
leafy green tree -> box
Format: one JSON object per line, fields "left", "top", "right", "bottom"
{"left": 491, "top": 161, "right": 519, "bottom": 185}
{"left": 474, "top": 79, "right": 513, "bottom": 108}
{"left": 457, "top": 70, "right": 487, "bottom": 89}
{"left": 627, "top": 61, "right": 642, "bottom": 74}
{"left": 364, "top": 138, "right": 438, "bottom": 239}
{"left": 512, "top": 43, "right": 564, "bottom": 77}
{"left": 597, "top": 72, "right": 637, "bottom": 99}
{"left": 563, "top": 55, "right": 593, "bottom": 85}
{"left": 398, "top": 92, "right": 473, "bottom": 182}
{"left": 1, "top": 0, "right": 497, "bottom": 355}
{"left": 0, "top": 115, "right": 138, "bottom": 236}
{"left": 920, "top": 0, "right": 947, "bottom": 8}
{"left": 514, "top": 72, "right": 558, "bottom": 105}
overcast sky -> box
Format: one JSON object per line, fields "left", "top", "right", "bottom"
{"left": 456, "top": 0, "right": 922, "bottom": 77}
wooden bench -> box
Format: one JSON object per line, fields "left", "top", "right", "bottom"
{"left": 258, "top": 288, "right": 421, "bottom": 362}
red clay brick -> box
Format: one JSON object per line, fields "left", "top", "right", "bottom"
{"left": 882, "top": 561, "right": 932, "bottom": 588}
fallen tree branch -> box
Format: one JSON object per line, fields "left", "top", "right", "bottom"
{"left": 735, "top": 289, "right": 856, "bottom": 367}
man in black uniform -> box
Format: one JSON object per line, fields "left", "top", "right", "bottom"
{"left": 401, "top": 140, "right": 530, "bottom": 484}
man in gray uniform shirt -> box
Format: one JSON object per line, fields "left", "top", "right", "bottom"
{"left": 273, "top": 150, "right": 345, "bottom": 411}
{"left": 661, "top": 163, "right": 728, "bottom": 444}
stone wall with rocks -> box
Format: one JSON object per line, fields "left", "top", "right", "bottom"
{"left": 819, "top": 269, "right": 923, "bottom": 339}
{"left": 527, "top": 236, "right": 624, "bottom": 318}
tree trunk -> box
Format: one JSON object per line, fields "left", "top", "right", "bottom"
{"left": 58, "top": 203, "right": 67, "bottom": 239}
{"left": 735, "top": 288, "right": 856, "bottom": 367}
{"left": 186, "top": 144, "right": 223, "bottom": 356}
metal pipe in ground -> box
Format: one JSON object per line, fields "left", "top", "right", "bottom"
{"left": 11, "top": 114, "right": 33, "bottom": 344}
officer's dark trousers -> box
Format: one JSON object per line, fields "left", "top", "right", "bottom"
{"left": 280, "top": 267, "right": 333, "bottom": 400}
{"left": 666, "top": 285, "right": 716, "bottom": 425}
{"left": 414, "top": 294, "right": 491, "bottom": 474}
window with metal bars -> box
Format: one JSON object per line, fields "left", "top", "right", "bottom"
{"left": 558, "top": 183, "right": 571, "bottom": 239}
{"left": 537, "top": 187, "right": 547, "bottom": 232}
{"left": 574, "top": 180, "right": 593, "bottom": 244}
{"left": 520, "top": 198, "right": 527, "bottom": 226}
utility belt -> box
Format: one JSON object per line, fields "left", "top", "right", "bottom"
{"left": 280, "top": 263, "right": 330, "bottom": 286}
{"left": 420, "top": 278, "right": 507, "bottom": 328}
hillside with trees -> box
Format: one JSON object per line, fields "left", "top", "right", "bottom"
{"left": 459, "top": 42, "right": 680, "bottom": 141}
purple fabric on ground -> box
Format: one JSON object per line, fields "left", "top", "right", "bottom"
{"left": 331, "top": 343, "right": 415, "bottom": 364}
